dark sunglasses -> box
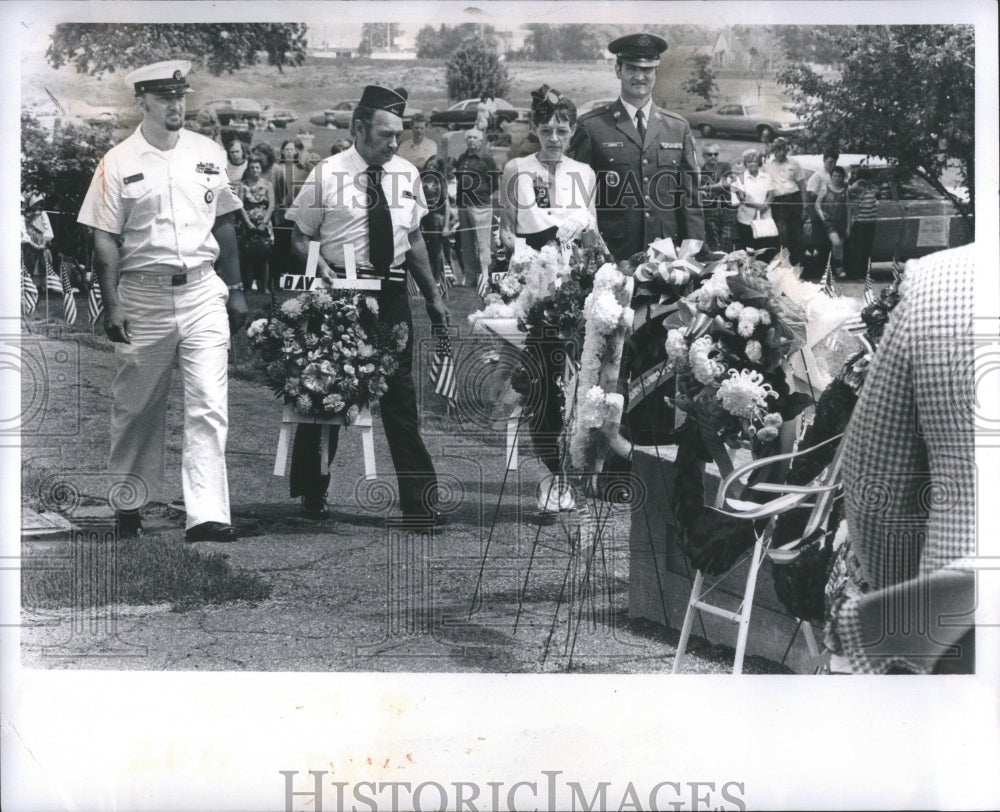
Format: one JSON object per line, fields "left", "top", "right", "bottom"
{"left": 704, "top": 151, "right": 719, "bottom": 156}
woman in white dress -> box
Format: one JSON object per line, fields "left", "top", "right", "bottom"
{"left": 499, "top": 86, "right": 598, "bottom": 252}
{"left": 499, "top": 86, "right": 601, "bottom": 511}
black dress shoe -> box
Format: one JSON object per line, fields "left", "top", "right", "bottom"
{"left": 301, "top": 496, "right": 330, "bottom": 521}
{"left": 115, "top": 510, "right": 144, "bottom": 538}
{"left": 185, "top": 521, "right": 239, "bottom": 543}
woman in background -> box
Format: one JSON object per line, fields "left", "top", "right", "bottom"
{"left": 732, "top": 148, "right": 777, "bottom": 258}
{"left": 419, "top": 156, "right": 452, "bottom": 295}
{"left": 236, "top": 157, "right": 275, "bottom": 293}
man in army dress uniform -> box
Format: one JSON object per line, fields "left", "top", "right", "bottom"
{"left": 569, "top": 33, "right": 706, "bottom": 472}
{"left": 568, "top": 33, "right": 704, "bottom": 262}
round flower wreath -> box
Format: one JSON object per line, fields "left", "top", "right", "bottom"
{"left": 247, "top": 289, "right": 408, "bottom": 419}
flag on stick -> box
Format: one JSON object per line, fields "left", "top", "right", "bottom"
{"left": 59, "top": 257, "right": 77, "bottom": 324}
{"left": 44, "top": 252, "right": 62, "bottom": 293}
{"left": 21, "top": 259, "right": 38, "bottom": 315}
{"left": 821, "top": 255, "right": 836, "bottom": 298}
{"left": 863, "top": 258, "right": 875, "bottom": 305}
{"left": 88, "top": 279, "right": 104, "bottom": 325}
{"left": 429, "top": 333, "right": 457, "bottom": 407}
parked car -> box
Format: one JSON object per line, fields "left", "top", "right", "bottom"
{"left": 312, "top": 99, "right": 423, "bottom": 130}
{"left": 191, "top": 98, "right": 265, "bottom": 129}
{"left": 429, "top": 98, "right": 527, "bottom": 130}
{"left": 66, "top": 101, "right": 119, "bottom": 126}
{"left": 685, "top": 102, "right": 802, "bottom": 141}
{"left": 797, "top": 154, "right": 972, "bottom": 265}
{"left": 263, "top": 107, "right": 296, "bottom": 129}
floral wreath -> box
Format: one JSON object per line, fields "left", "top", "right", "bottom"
{"left": 248, "top": 289, "right": 408, "bottom": 419}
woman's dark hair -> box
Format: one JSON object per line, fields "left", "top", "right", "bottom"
{"left": 279, "top": 139, "right": 298, "bottom": 160}
{"left": 420, "top": 156, "right": 448, "bottom": 212}
{"left": 830, "top": 165, "right": 847, "bottom": 179}
{"left": 529, "top": 85, "right": 577, "bottom": 128}
{"left": 250, "top": 142, "right": 278, "bottom": 174}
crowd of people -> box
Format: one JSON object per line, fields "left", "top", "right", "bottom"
{"left": 69, "top": 26, "right": 973, "bottom": 674}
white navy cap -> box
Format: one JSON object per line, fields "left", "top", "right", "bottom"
{"left": 124, "top": 60, "right": 193, "bottom": 95}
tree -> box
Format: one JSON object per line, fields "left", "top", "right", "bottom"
{"left": 521, "top": 24, "right": 605, "bottom": 61}
{"left": 445, "top": 38, "right": 510, "bottom": 101}
{"left": 682, "top": 54, "right": 718, "bottom": 109}
{"left": 46, "top": 23, "right": 308, "bottom": 77}
{"left": 21, "top": 112, "right": 119, "bottom": 253}
{"left": 779, "top": 25, "right": 974, "bottom": 222}
{"left": 416, "top": 24, "right": 500, "bottom": 59}
{"left": 359, "top": 22, "right": 401, "bottom": 54}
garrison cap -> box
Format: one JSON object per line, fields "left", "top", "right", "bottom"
{"left": 125, "top": 60, "right": 193, "bottom": 96}
{"left": 608, "top": 33, "right": 668, "bottom": 67}
{"left": 359, "top": 85, "right": 408, "bottom": 117}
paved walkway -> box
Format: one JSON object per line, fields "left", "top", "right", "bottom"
{"left": 19, "top": 288, "right": 791, "bottom": 674}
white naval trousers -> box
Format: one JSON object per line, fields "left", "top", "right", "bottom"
{"left": 110, "top": 266, "right": 231, "bottom": 529}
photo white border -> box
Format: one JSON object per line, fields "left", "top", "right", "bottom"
{"left": 3, "top": 2, "right": 998, "bottom": 810}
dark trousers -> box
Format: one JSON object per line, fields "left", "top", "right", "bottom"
{"left": 238, "top": 246, "right": 271, "bottom": 293}
{"left": 524, "top": 331, "right": 566, "bottom": 475}
{"left": 849, "top": 220, "right": 877, "bottom": 278}
{"left": 771, "top": 192, "right": 805, "bottom": 267}
{"left": 289, "top": 284, "right": 438, "bottom": 514}
{"left": 703, "top": 205, "right": 734, "bottom": 253}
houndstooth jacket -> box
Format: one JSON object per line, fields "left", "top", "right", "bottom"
{"left": 838, "top": 242, "right": 977, "bottom": 673}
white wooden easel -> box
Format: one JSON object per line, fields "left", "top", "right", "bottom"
{"left": 671, "top": 432, "right": 845, "bottom": 675}
{"left": 273, "top": 242, "right": 380, "bottom": 481}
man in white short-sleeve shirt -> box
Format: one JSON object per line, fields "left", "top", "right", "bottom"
{"left": 78, "top": 60, "right": 246, "bottom": 543}
{"left": 285, "top": 85, "right": 451, "bottom": 525}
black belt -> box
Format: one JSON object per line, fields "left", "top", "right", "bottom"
{"left": 330, "top": 265, "right": 405, "bottom": 281}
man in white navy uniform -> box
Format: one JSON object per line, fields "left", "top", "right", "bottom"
{"left": 78, "top": 60, "right": 247, "bottom": 543}
{"left": 286, "top": 85, "right": 451, "bottom": 525}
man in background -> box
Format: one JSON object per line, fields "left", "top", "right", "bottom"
{"left": 453, "top": 127, "right": 497, "bottom": 292}
{"left": 762, "top": 136, "right": 807, "bottom": 267}
{"left": 397, "top": 113, "right": 437, "bottom": 168}
{"left": 698, "top": 143, "right": 734, "bottom": 253}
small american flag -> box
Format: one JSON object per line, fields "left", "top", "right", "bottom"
{"left": 44, "top": 252, "right": 62, "bottom": 294}
{"left": 88, "top": 279, "right": 104, "bottom": 325}
{"left": 59, "top": 258, "right": 77, "bottom": 324}
{"left": 821, "top": 255, "right": 836, "bottom": 298}
{"left": 862, "top": 259, "right": 875, "bottom": 305}
{"left": 477, "top": 269, "right": 490, "bottom": 300}
{"left": 429, "top": 333, "right": 457, "bottom": 407}
{"left": 406, "top": 269, "right": 420, "bottom": 297}
{"left": 21, "top": 260, "right": 38, "bottom": 315}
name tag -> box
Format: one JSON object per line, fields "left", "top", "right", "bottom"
{"left": 196, "top": 162, "right": 220, "bottom": 175}
{"left": 602, "top": 141, "right": 624, "bottom": 148}
{"left": 123, "top": 173, "right": 144, "bottom": 184}
{"left": 660, "top": 142, "right": 683, "bottom": 149}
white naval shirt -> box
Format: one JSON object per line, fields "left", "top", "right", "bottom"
{"left": 287, "top": 146, "right": 428, "bottom": 275}
{"left": 78, "top": 127, "right": 242, "bottom": 273}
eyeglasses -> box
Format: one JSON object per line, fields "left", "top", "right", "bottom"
{"left": 704, "top": 152, "right": 719, "bottom": 156}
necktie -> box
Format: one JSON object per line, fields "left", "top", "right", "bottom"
{"left": 366, "top": 165, "right": 393, "bottom": 277}
{"left": 635, "top": 109, "right": 646, "bottom": 143}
